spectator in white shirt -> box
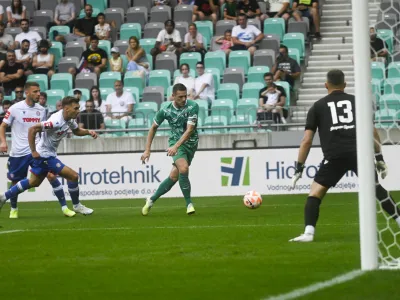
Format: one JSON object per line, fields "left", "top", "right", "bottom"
{"left": 105, "top": 80, "right": 135, "bottom": 127}
{"left": 94, "top": 13, "right": 111, "bottom": 41}
{"left": 6, "top": 0, "right": 26, "bottom": 28}
{"left": 183, "top": 23, "right": 206, "bottom": 59}
{"left": 15, "top": 19, "right": 42, "bottom": 54}
{"left": 46, "top": 0, "right": 76, "bottom": 33}
{"left": 194, "top": 61, "right": 215, "bottom": 107}
{"left": 15, "top": 39, "right": 32, "bottom": 76}
{"left": 171, "top": 63, "right": 195, "bottom": 100}
{"left": 32, "top": 40, "right": 55, "bottom": 79}
{"left": 231, "top": 13, "right": 264, "bottom": 57}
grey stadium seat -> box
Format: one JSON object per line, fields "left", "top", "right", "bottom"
{"left": 288, "top": 20, "right": 308, "bottom": 41}
{"left": 105, "top": 8, "right": 124, "bottom": 29}
{"left": 65, "top": 41, "right": 86, "bottom": 59}
{"left": 259, "top": 35, "right": 280, "bottom": 54}
{"left": 40, "top": 0, "right": 58, "bottom": 11}
{"left": 150, "top": 5, "right": 171, "bottom": 23}
{"left": 175, "top": 22, "right": 189, "bottom": 41}
{"left": 109, "top": 0, "right": 130, "bottom": 12}
{"left": 142, "top": 86, "right": 164, "bottom": 107}
{"left": 174, "top": 5, "right": 194, "bottom": 24}
{"left": 253, "top": 49, "right": 276, "bottom": 69}
{"left": 144, "top": 22, "right": 164, "bottom": 39}
{"left": 223, "top": 67, "right": 245, "bottom": 90}
{"left": 155, "top": 53, "right": 177, "bottom": 74}
{"left": 33, "top": 10, "right": 53, "bottom": 27}
{"left": 133, "top": 0, "right": 153, "bottom": 11}
{"left": 216, "top": 20, "right": 236, "bottom": 36}
{"left": 75, "top": 73, "right": 98, "bottom": 90}
{"left": 247, "top": 18, "right": 261, "bottom": 30}
{"left": 211, "top": 36, "right": 222, "bottom": 51}
{"left": 58, "top": 56, "right": 79, "bottom": 73}
{"left": 30, "top": 26, "right": 47, "bottom": 39}
{"left": 5, "top": 27, "right": 21, "bottom": 39}
{"left": 114, "top": 40, "right": 129, "bottom": 54}
{"left": 127, "top": 7, "right": 148, "bottom": 27}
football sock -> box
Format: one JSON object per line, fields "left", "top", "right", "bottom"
{"left": 304, "top": 196, "right": 321, "bottom": 231}
{"left": 67, "top": 181, "right": 80, "bottom": 205}
{"left": 10, "top": 196, "right": 18, "bottom": 209}
{"left": 5, "top": 179, "right": 30, "bottom": 200}
{"left": 179, "top": 173, "right": 192, "bottom": 206}
{"left": 49, "top": 178, "right": 67, "bottom": 207}
{"left": 376, "top": 184, "right": 400, "bottom": 223}
{"left": 150, "top": 177, "right": 177, "bottom": 202}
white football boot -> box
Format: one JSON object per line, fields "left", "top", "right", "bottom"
{"left": 73, "top": 203, "right": 94, "bottom": 215}
{"left": 289, "top": 233, "right": 314, "bottom": 242}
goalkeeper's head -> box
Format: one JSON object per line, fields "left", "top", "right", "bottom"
{"left": 325, "top": 69, "right": 346, "bottom": 93}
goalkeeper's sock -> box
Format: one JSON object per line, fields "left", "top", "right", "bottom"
{"left": 49, "top": 178, "right": 67, "bottom": 207}
{"left": 10, "top": 196, "right": 18, "bottom": 209}
{"left": 150, "top": 177, "right": 177, "bottom": 202}
{"left": 67, "top": 181, "right": 80, "bottom": 205}
{"left": 179, "top": 173, "right": 192, "bottom": 206}
{"left": 304, "top": 196, "right": 321, "bottom": 233}
{"left": 376, "top": 184, "right": 400, "bottom": 225}
{"left": 5, "top": 179, "right": 30, "bottom": 200}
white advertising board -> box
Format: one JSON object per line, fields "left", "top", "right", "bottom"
{"left": 1, "top": 145, "right": 398, "bottom": 202}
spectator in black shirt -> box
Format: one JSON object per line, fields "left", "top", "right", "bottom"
{"left": 370, "top": 27, "right": 388, "bottom": 63}
{"left": 11, "top": 85, "right": 24, "bottom": 104}
{"left": 0, "top": 100, "right": 12, "bottom": 133}
{"left": 79, "top": 99, "right": 105, "bottom": 130}
{"left": 193, "top": 0, "right": 219, "bottom": 25}
{"left": 0, "top": 50, "right": 25, "bottom": 95}
{"left": 237, "top": 0, "right": 266, "bottom": 21}
{"left": 271, "top": 45, "right": 301, "bottom": 88}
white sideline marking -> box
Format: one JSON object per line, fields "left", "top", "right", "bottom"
{"left": 0, "top": 230, "right": 23, "bottom": 235}
{"left": 263, "top": 269, "right": 365, "bottom": 300}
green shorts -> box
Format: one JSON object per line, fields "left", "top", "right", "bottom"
{"left": 172, "top": 144, "right": 197, "bottom": 166}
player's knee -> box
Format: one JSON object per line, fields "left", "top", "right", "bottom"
{"left": 178, "top": 165, "right": 189, "bottom": 175}
{"left": 69, "top": 173, "right": 79, "bottom": 183}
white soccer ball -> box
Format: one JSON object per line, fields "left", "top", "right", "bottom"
{"left": 243, "top": 191, "right": 262, "bottom": 209}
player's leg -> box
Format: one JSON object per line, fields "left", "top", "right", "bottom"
{"left": 46, "top": 173, "right": 76, "bottom": 217}
{"left": 142, "top": 165, "right": 179, "bottom": 216}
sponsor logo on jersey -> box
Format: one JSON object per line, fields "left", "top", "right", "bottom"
{"left": 43, "top": 121, "right": 53, "bottom": 129}
{"left": 23, "top": 117, "right": 41, "bottom": 123}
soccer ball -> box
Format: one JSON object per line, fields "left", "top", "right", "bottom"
{"left": 243, "top": 191, "right": 262, "bottom": 209}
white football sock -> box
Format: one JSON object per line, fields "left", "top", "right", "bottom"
{"left": 304, "top": 225, "right": 315, "bottom": 235}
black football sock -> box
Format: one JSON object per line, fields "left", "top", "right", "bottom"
{"left": 304, "top": 196, "right": 322, "bottom": 233}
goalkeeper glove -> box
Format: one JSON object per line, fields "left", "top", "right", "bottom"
{"left": 291, "top": 162, "right": 305, "bottom": 189}
{"left": 375, "top": 153, "right": 388, "bottom": 179}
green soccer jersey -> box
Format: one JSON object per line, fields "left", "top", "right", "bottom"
{"left": 154, "top": 100, "right": 199, "bottom": 149}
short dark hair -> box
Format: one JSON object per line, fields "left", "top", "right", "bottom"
{"left": 86, "top": 99, "right": 94, "bottom": 104}
{"left": 90, "top": 35, "right": 99, "bottom": 42}
{"left": 164, "top": 19, "right": 175, "bottom": 28}
{"left": 327, "top": 69, "right": 345, "bottom": 86}
{"left": 40, "top": 92, "right": 47, "bottom": 99}
{"left": 224, "top": 29, "right": 232, "bottom": 35}
{"left": 189, "top": 23, "right": 197, "bottom": 29}
{"left": 2, "top": 100, "right": 11, "bottom": 107}
{"left": 62, "top": 96, "right": 80, "bottom": 107}
{"left": 173, "top": 83, "right": 187, "bottom": 94}
{"left": 180, "top": 63, "right": 190, "bottom": 71}
{"left": 196, "top": 61, "right": 204, "bottom": 67}
{"left": 97, "top": 13, "right": 105, "bottom": 18}
{"left": 24, "top": 82, "right": 40, "bottom": 90}
{"left": 20, "top": 19, "right": 29, "bottom": 24}
{"left": 238, "top": 13, "right": 247, "bottom": 19}
{"left": 279, "top": 45, "right": 288, "bottom": 52}
{"left": 264, "top": 72, "right": 274, "bottom": 78}
{"left": 85, "top": 4, "right": 93, "bottom": 9}
{"left": 21, "top": 39, "right": 30, "bottom": 44}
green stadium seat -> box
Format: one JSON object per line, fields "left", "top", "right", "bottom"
{"left": 229, "top": 50, "right": 251, "bottom": 75}
{"left": 217, "top": 83, "right": 240, "bottom": 108}
{"left": 135, "top": 102, "right": 158, "bottom": 122}
{"left": 264, "top": 18, "right": 285, "bottom": 40}
{"left": 196, "top": 100, "right": 208, "bottom": 125}
{"left": 45, "top": 89, "right": 65, "bottom": 106}
{"left": 149, "top": 70, "right": 171, "bottom": 96}
{"left": 50, "top": 73, "right": 73, "bottom": 95}
{"left": 203, "top": 115, "right": 228, "bottom": 134}
{"left": 388, "top": 62, "right": 400, "bottom": 78}
{"left": 375, "top": 108, "right": 396, "bottom": 128}
{"left": 49, "top": 41, "right": 63, "bottom": 68}
{"left": 180, "top": 52, "right": 202, "bottom": 74}
{"left": 79, "top": 8, "right": 100, "bottom": 18}
{"left": 49, "top": 26, "right": 70, "bottom": 41}
{"left": 205, "top": 50, "right": 226, "bottom": 75}
{"left": 377, "top": 29, "right": 394, "bottom": 54}
{"left": 100, "top": 88, "right": 114, "bottom": 100}
{"left": 147, "top": 53, "right": 153, "bottom": 70}
{"left": 106, "top": 119, "right": 125, "bottom": 137}
{"left": 288, "top": 48, "right": 300, "bottom": 65}
{"left": 127, "top": 117, "right": 148, "bottom": 137}
{"left": 242, "top": 82, "right": 264, "bottom": 99}
{"left": 371, "top": 61, "right": 386, "bottom": 83}
{"left": 99, "top": 72, "right": 122, "bottom": 89}
{"left": 275, "top": 81, "right": 291, "bottom": 108}
{"left": 140, "top": 38, "right": 157, "bottom": 54}
{"left": 120, "top": 54, "right": 129, "bottom": 72}
{"left": 229, "top": 115, "right": 254, "bottom": 133}
{"left": 195, "top": 21, "right": 213, "bottom": 46}
{"left": 247, "top": 66, "right": 269, "bottom": 84}
{"left": 68, "top": 88, "right": 90, "bottom": 101}
{"left": 211, "top": 99, "right": 234, "bottom": 123}
{"left": 98, "top": 40, "right": 112, "bottom": 56}
{"left": 124, "top": 87, "right": 139, "bottom": 103}
{"left": 173, "top": 69, "right": 196, "bottom": 79}
{"left": 384, "top": 79, "right": 400, "bottom": 95}
{"left": 4, "top": 92, "right": 15, "bottom": 101}
{"left": 283, "top": 33, "right": 305, "bottom": 61}
{"left": 27, "top": 74, "right": 48, "bottom": 92}
{"left": 120, "top": 23, "right": 141, "bottom": 40}
{"left": 124, "top": 72, "right": 145, "bottom": 96}
{"left": 371, "top": 78, "right": 382, "bottom": 95}
{"left": 236, "top": 98, "right": 258, "bottom": 121}
{"left": 205, "top": 68, "right": 221, "bottom": 91}
{"left": 379, "top": 94, "right": 400, "bottom": 111}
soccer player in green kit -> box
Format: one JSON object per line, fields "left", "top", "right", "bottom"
{"left": 141, "top": 83, "right": 199, "bottom": 215}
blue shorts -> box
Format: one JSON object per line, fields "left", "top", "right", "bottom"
{"left": 30, "top": 157, "right": 65, "bottom": 177}
{"left": 7, "top": 154, "right": 34, "bottom": 182}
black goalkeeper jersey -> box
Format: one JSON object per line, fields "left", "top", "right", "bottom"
{"left": 305, "top": 90, "right": 357, "bottom": 160}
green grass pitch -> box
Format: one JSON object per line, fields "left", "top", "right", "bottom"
{"left": 1, "top": 193, "right": 400, "bottom": 300}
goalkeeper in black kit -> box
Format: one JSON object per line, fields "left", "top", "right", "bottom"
{"left": 290, "top": 69, "right": 400, "bottom": 242}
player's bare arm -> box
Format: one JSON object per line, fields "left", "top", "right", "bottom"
{"left": 28, "top": 123, "right": 43, "bottom": 159}
{"left": 141, "top": 122, "right": 159, "bottom": 164}
{"left": 0, "top": 122, "right": 8, "bottom": 153}
{"left": 167, "top": 124, "right": 196, "bottom": 157}
{"left": 72, "top": 128, "right": 98, "bottom": 139}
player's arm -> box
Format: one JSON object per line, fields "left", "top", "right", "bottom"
{"left": 72, "top": 127, "right": 97, "bottom": 138}
{"left": 28, "top": 123, "right": 43, "bottom": 158}
{"left": 374, "top": 127, "right": 388, "bottom": 179}
{"left": 0, "top": 122, "right": 8, "bottom": 153}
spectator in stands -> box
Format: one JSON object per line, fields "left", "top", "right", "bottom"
{"left": 237, "top": 0, "right": 266, "bottom": 21}
{"left": 69, "top": 35, "right": 107, "bottom": 77}
{"left": 12, "top": 85, "right": 24, "bottom": 104}
{"left": 370, "top": 27, "right": 388, "bottom": 63}
{"left": 15, "top": 39, "right": 32, "bottom": 77}
{"left": 292, "top": 0, "right": 321, "bottom": 39}
{"left": 105, "top": 80, "right": 135, "bottom": 127}
{"left": 56, "top": 4, "right": 97, "bottom": 45}
{"left": 151, "top": 20, "right": 183, "bottom": 66}
{"left": 79, "top": 99, "right": 105, "bottom": 130}
{"left": 179, "top": 0, "right": 195, "bottom": 4}
{"left": 95, "top": 13, "right": 111, "bottom": 41}
{"left": 184, "top": 23, "right": 206, "bottom": 59}
{"left": 171, "top": 63, "right": 195, "bottom": 100}
{"left": 258, "top": 72, "right": 287, "bottom": 123}
{"left": 6, "top": 0, "right": 26, "bottom": 28}
{"left": 48, "top": 100, "right": 62, "bottom": 117}
{"left": 32, "top": 40, "right": 54, "bottom": 79}
{"left": 0, "top": 23, "right": 15, "bottom": 60}
{"left": 193, "top": 0, "right": 218, "bottom": 25}
{"left": 38, "top": 92, "right": 49, "bottom": 117}
{"left": 265, "top": 0, "right": 290, "bottom": 20}
{"left": 194, "top": 61, "right": 215, "bottom": 107}
{"left": 90, "top": 86, "right": 107, "bottom": 116}
{"left": 110, "top": 47, "right": 123, "bottom": 72}
{"left": 231, "top": 13, "right": 264, "bottom": 57}
{"left": 15, "top": 19, "right": 42, "bottom": 54}
{"left": 224, "top": 0, "right": 238, "bottom": 20}
{"left": 0, "top": 91, "right": 4, "bottom": 114}
{"left": 126, "top": 36, "right": 149, "bottom": 76}
{"left": 0, "top": 50, "right": 25, "bottom": 96}
{"left": 46, "top": 0, "right": 76, "bottom": 34}
{"left": 271, "top": 45, "right": 301, "bottom": 87}
{"left": 0, "top": 100, "right": 12, "bottom": 133}
{"left": 216, "top": 29, "right": 234, "bottom": 59}
{"left": 154, "top": 0, "right": 170, "bottom": 5}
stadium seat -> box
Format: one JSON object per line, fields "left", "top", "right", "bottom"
{"left": 45, "top": 89, "right": 65, "bottom": 106}
{"left": 236, "top": 98, "right": 258, "bottom": 120}
{"left": 150, "top": 5, "right": 171, "bottom": 23}
{"left": 109, "top": 0, "right": 131, "bottom": 11}
{"left": 127, "top": 117, "right": 148, "bottom": 137}
{"left": 68, "top": 88, "right": 90, "bottom": 101}
{"left": 388, "top": 62, "right": 400, "bottom": 78}
{"left": 283, "top": 33, "right": 305, "bottom": 61}
{"left": 229, "top": 50, "right": 250, "bottom": 75}
{"left": 124, "top": 72, "right": 145, "bottom": 96}
{"left": 79, "top": 8, "right": 100, "bottom": 18}
{"left": 98, "top": 40, "right": 111, "bottom": 56}
{"left": 33, "top": 10, "right": 53, "bottom": 27}
{"left": 106, "top": 119, "right": 125, "bottom": 137}
{"left": 247, "top": 18, "right": 261, "bottom": 30}
{"left": 211, "top": 99, "right": 234, "bottom": 123}
{"left": 205, "top": 50, "right": 226, "bottom": 75}
{"left": 114, "top": 40, "right": 129, "bottom": 54}
{"left": 50, "top": 73, "right": 73, "bottom": 95}
{"left": 127, "top": 7, "right": 148, "bottom": 27}
{"left": 247, "top": 66, "right": 269, "bottom": 84}
{"left": 65, "top": 41, "right": 86, "bottom": 58}
{"left": 30, "top": 27, "right": 47, "bottom": 40}
{"left": 253, "top": 49, "right": 275, "bottom": 68}
{"left": 140, "top": 38, "right": 157, "bottom": 54}
{"left": 105, "top": 8, "right": 124, "bottom": 29}
{"left": 84, "top": 0, "right": 105, "bottom": 12}
{"left": 49, "top": 25, "right": 70, "bottom": 41}
{"left": 123, "top": 87, "right": 139, "bottom": 103}
{"left": 275, "top": 81, "right": 291, "bottom": 107}
{"left": 384, "top": 79, "right": 400, "bottom": 95}
{"left": 100, "top": 87, "right": 114, "bottom": 100}
{"left": 142, "top": 86, "right": 164, "bottom": 108}
{"left": 205, "top": 68, "right": 221, "bottom": 91}
{"left": 174, "top": 5, "right": 193, "bottom": 24}
{"left": 155, "top": 53, "right": 177, "bottom": 73}
{"left": 288, "top": 20, "right": 308, "bottom": 42}
{"left": 288, "top": 48, "right": 301, "bottom": 65}
{"left": 4, "top": 27, "right": 21, "bottom": 39}
{"left": 27, "top": 74, "right": 48, "bottom": 92}
{"left": 48, "top": 41, "right": 62, "bottom": 70}
{"left": 120, "top": 23, "right": 141, "bottom": 40}
{"left": 149, "top": 70, "right": 171, "bottom": 96}
{"left": 195, "top": 21, "right": 213, "bottom": 47}
{"left": 371, "top": 61, "right": 386, "bottom": 83}
{"left": 264, "top": 18, "right": 285, "bottom": 40}
{"left": 259, "top": 34, "right": 280, "bottom": 53}
{"left": 215, "top": 20, "right": 236, "bottom": 36}
{"left": 58, "top": 56, "right": 79, "bottom": 73}
{"left": 99, "top": 72, "right": 122, "bottom": 89}
{"left": 217, "top": 83, "right": 240, "bottom": 108}
{"left": 377, "top": 29, "right": 394, "bottom": 54}
{"left": 179, "top": 52, "right": 202, "bottom": 73}
{"left": 375, "top": 108, "right": 396, "bottom": 128}
{"left": 144, "top": 22, "right": 164, "bottom": 39}
{"left": 40, "top": 0, "right": 58, "bottom": 11}
{"left": 242, "top": 82, "right": 264, "bottom": 99}
{"left": 135, "top": 101, "right": 158, "bottom": 121}
{"left": 75, "top": 73, "right": 98, "bottom": 90}
{"left": 175, "top": 21, "right": 189, "bottom": 40}
{"left": 223, "top": 68, "right": 245, "bottom": 90}
{"left": 371, "top": 78, "right": 382, "bottom": 95}
{"left": 133, "top": 0, "right": 152, "bottom": 11}
{"left": 203, "top": 116, "right": 228, "bottom": 134}
{"left": 196, "top": 100, "right": 208, "bottom": 125}
{"left": 380, "top": 94, "right": 400, "bottom": 111}
{"left": 229, "top": 115, "right": 254, "bottom": 133}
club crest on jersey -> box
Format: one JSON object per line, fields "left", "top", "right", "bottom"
{"left": 43, "top": 122, "right": 53, "bottom": 129}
